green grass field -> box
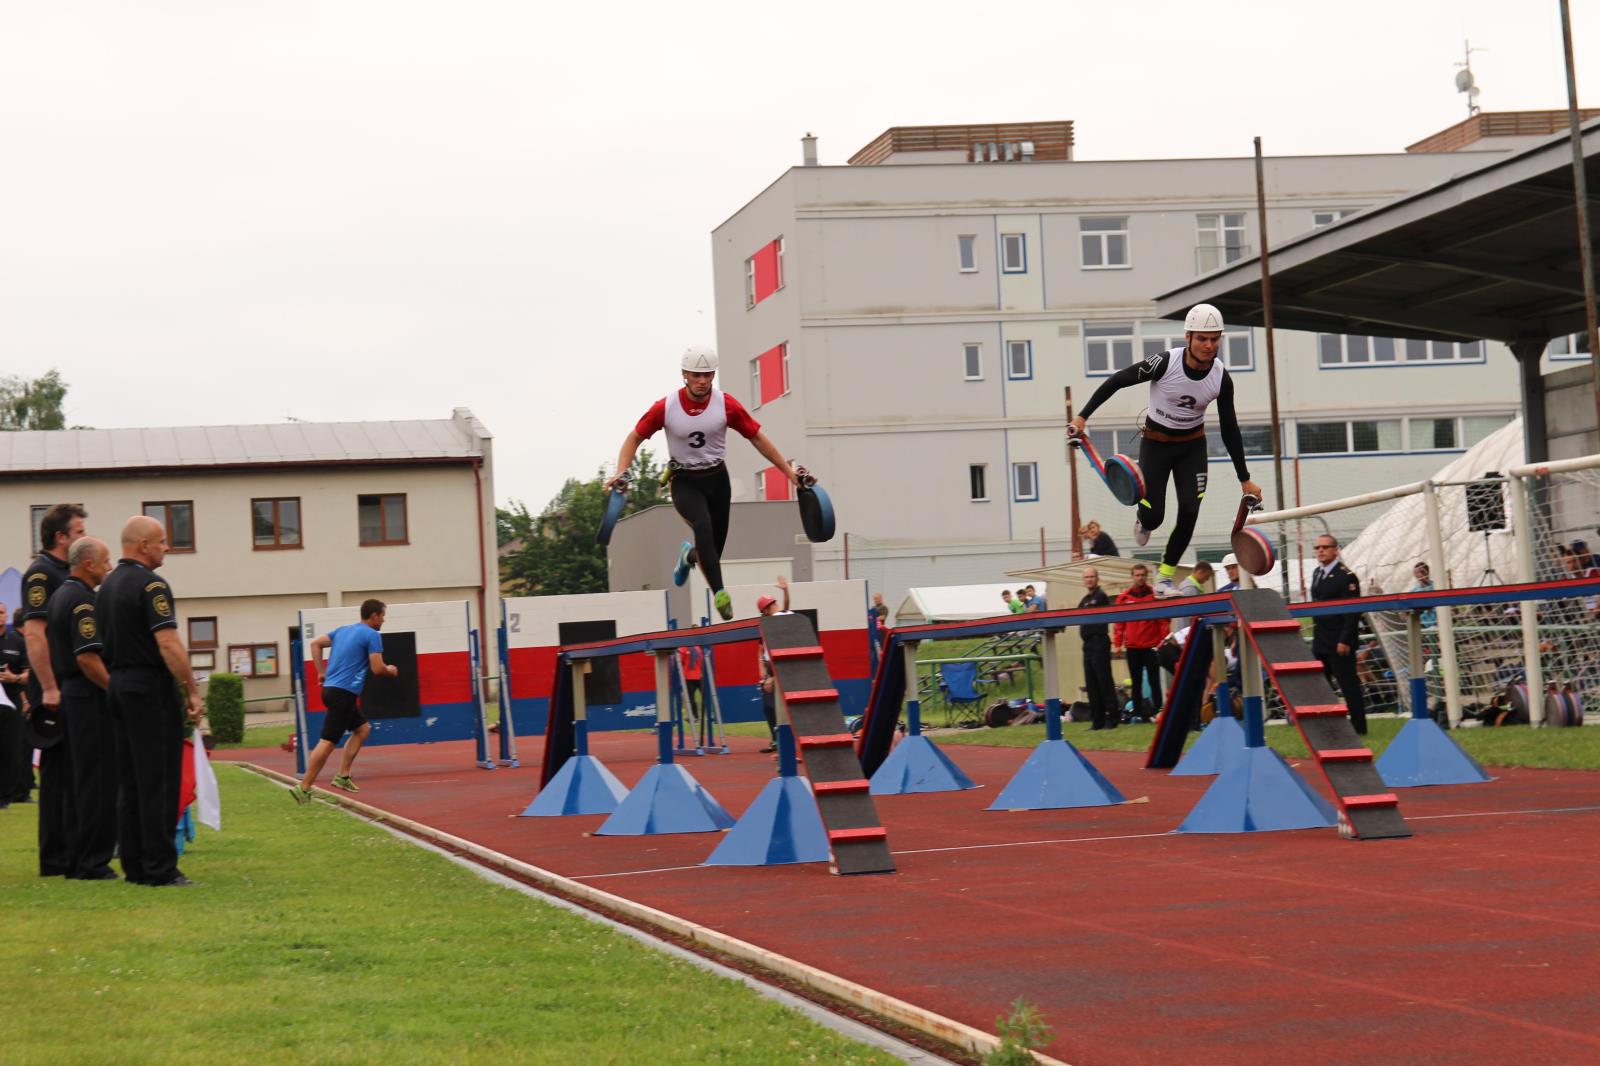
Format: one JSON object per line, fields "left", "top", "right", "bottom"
{"left": 932, "top": 714, "right": 1600, "bottom": 770}
{"left": 0, "top": 769, "right": 897, "bottom": 1065}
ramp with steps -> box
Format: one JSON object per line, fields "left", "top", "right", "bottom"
{"left": 761, "top": 613, "right": 895, "bottom": 875}
{"left": 1231, "top": 588, "right": 1410, "bottom": 840}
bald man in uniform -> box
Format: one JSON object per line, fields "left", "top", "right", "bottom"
{"left": 99, "top": 516, "right": 204, "bottom": 887}
{"left": 47, "top": 537, "right": 118, "bottom": 880}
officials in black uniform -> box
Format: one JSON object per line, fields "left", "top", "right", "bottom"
{"left": 46, "top": 537, "right": 119, "bottom": 880}
{"left": 22, "top": 503, "right": 88, "bottom": 876}
{"left": 1077, "top": 566, "right": 1119, "bottom": 730}
{"left": 100, "top": 515, "right": 204, "bottom": 887}
{"left": 1310, "top": 535, "right": 1368, "bottom": 735}
{"left": 1, "top": 606, "right": 32, "bottom": 805}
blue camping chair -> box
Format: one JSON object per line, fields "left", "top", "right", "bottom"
{"left": 938, "top": 661, "right": 989, "bottom": 728}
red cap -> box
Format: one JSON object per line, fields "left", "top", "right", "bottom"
{"left": 757, "top": 595, "right": 777, "bottom": 612}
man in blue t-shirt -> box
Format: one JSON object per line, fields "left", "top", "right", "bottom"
{"left": 291, "top": 599, "right": 398, "bottom": 804}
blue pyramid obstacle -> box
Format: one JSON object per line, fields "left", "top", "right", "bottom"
{"left": 870, "top": 735, "right": 978, "bottom": 795}
{"left": 1177, "top": 745, "right": 1337, "bottom": 834}
{"left": 594, "top": 763, "right": 735, "bottom": 836}
{"left": 988, "top": 739, "right": 1125, "bottom": 811}
{"left": 521, "top": 754, "right": 628, "bottom": 817}
{"left": 1170, "top": 715, "right": 1248, "bottom": 777}
{"left": 1378, "top": 718, "right": 1493, "bottom": 788}
{"left": 703, "top": 775, "right": 830, "bottom": 866}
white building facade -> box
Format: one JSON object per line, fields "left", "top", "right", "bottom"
{"left": 711, "top": 118, "right": 1586, "bottom": 607}
{"left": 0, "top": 409, "right": 498, "bottom": 705}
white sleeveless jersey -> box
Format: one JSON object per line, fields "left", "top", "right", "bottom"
{"left": 1146, "top": 347, "right": 1224, "bottom": 431}
{"left": 664, "top": 388, "right": 728, "bottom": 469}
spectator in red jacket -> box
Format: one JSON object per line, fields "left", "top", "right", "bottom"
{"left": 1113, "top": 563, "right": 1169, "bottom": 719}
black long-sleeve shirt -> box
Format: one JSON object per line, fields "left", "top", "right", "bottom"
{"left": 1079, "top": 350, "right": 1251, "bottom": 482}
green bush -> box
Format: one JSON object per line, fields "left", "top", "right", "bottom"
{"left": 206, "top": 673, "right": 246, "bottom": 743}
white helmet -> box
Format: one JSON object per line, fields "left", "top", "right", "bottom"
{"left": 1184, "top": 303, "right": 1225, "bottom": 333}
{"left": 681, "top": 347, "right": 718, "bottom": 373}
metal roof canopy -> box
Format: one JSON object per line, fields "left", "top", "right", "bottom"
{"left": 1154, "top": 118, "right": 1600, "bottom": 463}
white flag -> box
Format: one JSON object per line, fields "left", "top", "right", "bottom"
{"left": 193, "top": 728, "right": 221, "bottom": 831}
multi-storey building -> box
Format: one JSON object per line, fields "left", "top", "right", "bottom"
{"left": 0, "top": 409, "right": 498, "bottom": 704}
{"left": 711, "top": 115, "right": 1591, "bottom": 604}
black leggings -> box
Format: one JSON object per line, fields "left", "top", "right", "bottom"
{"left": 1136, "top": 435, "right": 1209, "bottom": 568}
{"left": 1125, "top": 647, "right": 1163, "bottom": 716}
{"left": 670, "top": 464, "right": 732, "bottom": 591}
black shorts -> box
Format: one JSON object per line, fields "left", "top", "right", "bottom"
{"left": 319, "top": 686, "right": 367, "bottom": 743}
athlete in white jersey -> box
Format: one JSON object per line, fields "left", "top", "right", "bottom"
{"left": 1072, "top": 304, "right": 1263, "bottom": 597}
{"left": 608, "top": 347, "right": 800, "bottom": 620}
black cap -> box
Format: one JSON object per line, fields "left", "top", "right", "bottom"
{"left": 22, "top": 702, "right": 65, "bottom": 749}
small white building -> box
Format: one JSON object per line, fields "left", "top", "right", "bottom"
{"left": 0, "top": 409, "right": 498, "bottom": 704}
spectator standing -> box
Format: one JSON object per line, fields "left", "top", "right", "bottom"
{"left": 22, "top": 503, "right": 88, "bottom": 876}
{"left": 1310, "top": 535, "right": 1368, "bottom": 735}
{"left": 46, "top": 537, "right": 118, "bottom": 880}
{"left": 0, "top": 605, "right": 30, "bottom": 805}
{"left": 755, "top": 578, "right": 792, "bottom": 754}
{"left": 1076, "top": 567, "right": 1117, "bottom": 730}
{"left": 1179, "top": 561, "right": 1213, "bottom": 597}
{"left": 1113, "top": 564, "right": 1168, "bottom": 719}
{"left": 1218, "top": 554, "right": 1242, "bottom": 593}
{"left": 99, "top": 515, "right": 204, "bottom": 886}
{"left": 1408, "top": 561, "right": 1436, "bottom": 628}
{"left": 1081, "top": 520, "right": 1119, "bottom": 558}
{"left": 678, "top": 645, "right": 703, "bottom": 720}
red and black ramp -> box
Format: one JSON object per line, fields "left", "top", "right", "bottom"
{"left": 1233, "top": 588, "right": 1410, "bottom": 841}
{"left": 760, "top": 611, "right": 894, "bottom": 876}
{"left": 856, "top": 631, "right": 909, "bottom": 780}
{"left": 1144, "top": 618, "right": 1217, "bottom": 770}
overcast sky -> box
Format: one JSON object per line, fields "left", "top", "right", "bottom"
{"left": 2, "top": 1, "right": 1595, "bottom": 510}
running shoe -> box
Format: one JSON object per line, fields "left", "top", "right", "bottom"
{"left": 290, "top": 785, "right": 311, "bottom": 806}
{"left": 672, "top": 541, "right": 694, "bottom": 587}
{"left": 1133, "top": 519, "right": 1150, "bottom": 547}
{"left": 1154, "top": 577, "right": 1179, "bottom": 599}
{"left": 331, "top": 774, "right": 360, "bottom": 793}
{"left": 713, "top": 588, "right": 733, "bottom": 621}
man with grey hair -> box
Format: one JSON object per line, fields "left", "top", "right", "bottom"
{"left": 45, "top": 537, "right": 118, "bottom": 879}
{"left": 1077, "top": 566, "right": 1118, "bottom": 730}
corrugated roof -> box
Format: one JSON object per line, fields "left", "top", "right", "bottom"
{"left": 0, "top": 416, "right": 484, "bottom": 474}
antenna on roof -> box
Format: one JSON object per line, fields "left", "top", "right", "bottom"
{"left": 1454, "top": 38, "right": 1485, "bottom": 118}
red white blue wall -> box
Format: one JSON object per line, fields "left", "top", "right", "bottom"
{"left": 297, "top": 600, "right": 476, "bottom": 747}
{"left": 708, "top": 579, "right": 874, "bottom": 721}
{"left": 501, "top": 590, "right": 669, "bottom": 735}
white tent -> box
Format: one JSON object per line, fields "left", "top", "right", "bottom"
{"left": 894, "top": 582, "right": 1049, "bottom": 625}
{"left": 1342, "top": 419, "right": 1524, "bottom": 595}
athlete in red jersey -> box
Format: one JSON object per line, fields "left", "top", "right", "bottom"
{"left": 608, "top": 347, "right": 798, "bottom": 620}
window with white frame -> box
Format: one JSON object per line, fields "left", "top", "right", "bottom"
{"left": 1296, "top": 419, "right": 1402, "bottom": 455}
{"left": 750, "top": 358, "right": 761, "bottom": 408}
{"left": 1196, "top": 212, "right": 1247, "bottom": 272}
{"left": 1085, "top": 321, "right": 1136, "bottom": 375}
{"left": 1079, "top": 217, "right": 1129, "bottom": 269}
{"left": 780, "top": 344, "right": 791, "bottom": 395}
{"left": 1012, "top": 462, "right": 1039, "bottom": 502}
{"left": 958, "top": 234, "right": 978, "bottom": 272}
{"left": 969, "top": 464, "right": 989, "bottom": 501}
{"left": 1000, "top": 233, "right": 1027, "bottom": 273}
{"left": 775, "top": 237, "right": 785, "bottom": 291}
{"left": 1140, "top": 323, "right": 1185, "bottom": 359}
{"left": 1547, "top": 331, "right": 1593, "bottom": 360}
{"left": 1312, "top": 208, "right": 1359, "bottom": 228}
{"left": 1222, "top": 327, "right": 1254, "bottom": 370}
{"left": 1410, "top": 415, "right": 1512, "bottom": 450}
{"left": 963, "top": 343, "right": 983, "bottom": 380}
{"left": 1318, "top": 334, "right": 1485, "bottom": 366}
{"left": 1006, "top": 339, "right": 1032, "bottom": 379}
{"left": 1206, "top": 423, "right": 1281, "bottom": 459}
{"left": 743, "top": 257, "right": 756, "bottom": 308}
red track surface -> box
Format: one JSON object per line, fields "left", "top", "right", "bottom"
{"left": 220, "top": 735, "right": 1600, "bottom": 1065}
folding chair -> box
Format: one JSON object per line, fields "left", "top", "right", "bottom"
{"left": 939, "top": 661, "right": 989, "bottom": 728}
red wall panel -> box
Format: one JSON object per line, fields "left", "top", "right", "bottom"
{"left": 752, "top": 240, "right": 781, "bottom": 303}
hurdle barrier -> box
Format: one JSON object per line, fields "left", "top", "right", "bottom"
{"left": 293, "top": 599, "right": 490, "bottom": 770}
{"left": 706, "top": 579, "right": 876, "bottom": 723}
